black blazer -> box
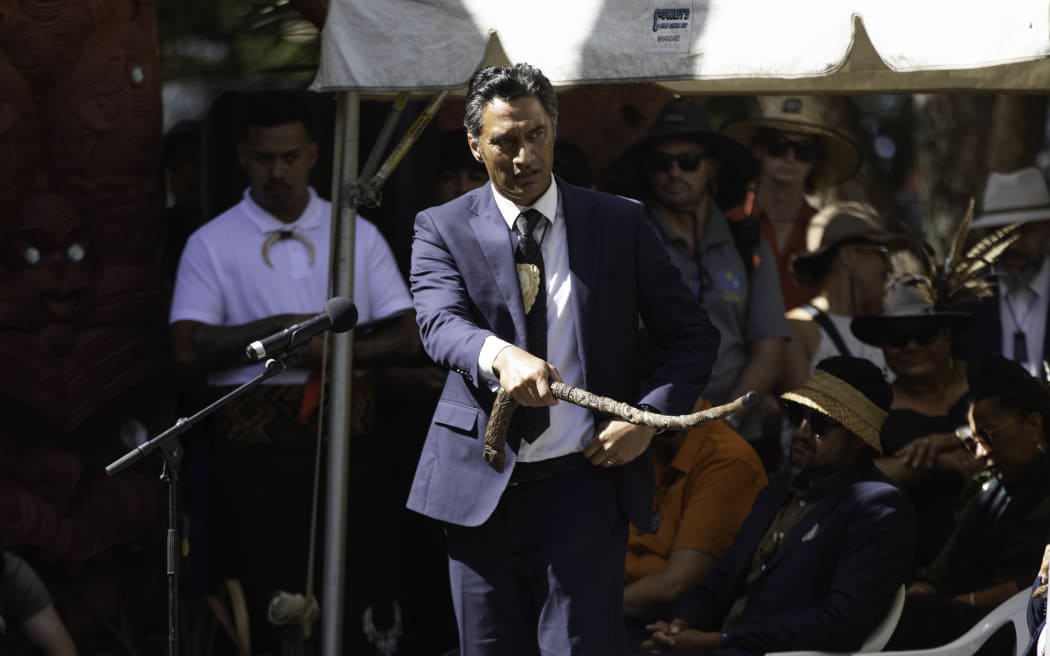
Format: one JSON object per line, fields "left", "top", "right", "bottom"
{"left": 960, "top": 287, "right": 1050, "bottom": 368}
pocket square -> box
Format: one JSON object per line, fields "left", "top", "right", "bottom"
{"left": 800, "top": 523, "right": 820, "bottom": 542}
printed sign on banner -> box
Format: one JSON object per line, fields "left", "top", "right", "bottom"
{"left": 647, "top": 1, "right": 693, "bottom": 53}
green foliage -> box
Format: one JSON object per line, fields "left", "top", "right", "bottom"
{"left": 158, "top": 0, "right": 319, "bottom": 80}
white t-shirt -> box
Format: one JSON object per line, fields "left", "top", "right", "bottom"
{"left": 170, "top": 187, "right": 412, "bottom": 385}
{"left": 808, "top": 309, "right": 892, "bottom": 381}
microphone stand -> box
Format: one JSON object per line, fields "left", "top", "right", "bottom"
{"left": 106, "top": 349, "right": 304, "bottom": 656}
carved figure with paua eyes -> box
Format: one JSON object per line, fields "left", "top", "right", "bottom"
{"left": 2, "top": 193, "right": 94, "bottom": 353}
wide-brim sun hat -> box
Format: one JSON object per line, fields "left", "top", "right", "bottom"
{"left": 628, "top": 97, "right": 757, "bottom": 189}
{"left": 850, "top": 274, "right": 973, "bottom": 347}
{"left": 781, "top": 355, "right": 890, "bottom": 454}
{"left": 972, "top": 167, "right": 1050, "bottom": 229}
{"left": 721, "top": 95, "right": 861, "bottom": 186}
{"left": 792, "top": 202, "right": 910, "bottom": 286}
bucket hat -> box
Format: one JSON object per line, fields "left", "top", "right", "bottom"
{"left": 792, "top": 202, "right": 909, "bottom": 285}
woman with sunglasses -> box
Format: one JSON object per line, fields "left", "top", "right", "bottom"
{"left": 722, "top": 96, "right": 863, "bottom": 311}
{"left": 851, "top": 275, "right": 984, "bottom": 569}
{"left": 782, "top": 202, "right": 907, "bottom": 390}
{"left": 885, "top": 356, "right": 1050, "bottom": 650}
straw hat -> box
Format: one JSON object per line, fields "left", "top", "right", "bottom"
{"left": 791, "top": 202, "right": 909, "bottom": 286}
{"left": 781, "top": 356, "right": 891, "bottom": 453}
{"left": 721, "top": 96, "right": 861, "bottom": 185}
{"left": 972, "top": 167, "right": 1050, "bottom": 229}
{"left": 850, "top": 274, "right": 973, "bottom": 347}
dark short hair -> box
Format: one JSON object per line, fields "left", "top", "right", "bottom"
{"left": 438, "top": 129, "right": 484, "bottom": 173}
{"left": 238, "top": 90, "right": 314, "bottom": 141}
{"left": 163, "top": 120, "right": 203, "bottom": 165}
{"left": 464, "top": 63, "right": 558, "bottom": 139}
{"left": 553, "top": 139, "right": 592, "bottom": 188}
{"left": 970, "top": 356, "right": 1050, "bottom": 444}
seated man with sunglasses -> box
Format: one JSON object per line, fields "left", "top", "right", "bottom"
{"left": 635, "top": 98, "right": 788, "bottom": 458}
{"left": 643, "top": 356, "right": 914, "bottom": 654}
{"left": 723, "top": 96, "right": 863, "bottom": 312}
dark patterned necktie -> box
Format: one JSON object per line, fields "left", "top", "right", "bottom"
{"left": 510, "top": 208, "right": 549, "bottom": 445}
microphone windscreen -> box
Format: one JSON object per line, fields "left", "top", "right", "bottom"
{"left": 325, "top": 296, "right": 358, "bottom": 333}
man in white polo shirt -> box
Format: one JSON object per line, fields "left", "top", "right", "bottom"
{"left": 169, "top": 91, "right": 418, "bottom": 653}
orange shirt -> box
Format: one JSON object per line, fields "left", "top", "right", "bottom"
{"left": 756, "top": 202, "right": 819, "bottom": 311}
{"left": 625, "top": 406, "right": 769, "bottom": 582}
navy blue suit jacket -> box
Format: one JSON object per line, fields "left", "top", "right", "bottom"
{"left": 674, "top": 462, "right": 915, "bottom": 654}
{"left": 406, "top": 178, "right": 719, "bottom": 529}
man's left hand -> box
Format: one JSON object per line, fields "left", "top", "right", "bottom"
{"left": 583, "top": 419, "right": 655, "bottom": 467}
{"left": 641, "top": 619, "right": 721, "bottom": 651}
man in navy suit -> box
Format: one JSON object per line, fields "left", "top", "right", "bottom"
{"left": 407, "top": 63, "right": 720, "bottom": 654}
{"left": 644, "top": 357, "right": 914, "bottom": 654}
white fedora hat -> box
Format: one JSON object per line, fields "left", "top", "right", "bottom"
{"left": 973, "top": 167, "right": 1050, "bottom": 228}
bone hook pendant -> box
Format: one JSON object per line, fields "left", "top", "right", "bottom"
{"left": 262, "top": 230, "right": 316, "bottom": 268}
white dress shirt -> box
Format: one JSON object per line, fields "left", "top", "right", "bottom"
{"left": 999, "top": 254, "right": 1050, "bottom": 378}
{"left": 476, "top": 177, "right": 594, "bottom": 462}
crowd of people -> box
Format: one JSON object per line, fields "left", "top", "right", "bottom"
{"left": 117, "top": 62, "right": 1050, "bottom": 656}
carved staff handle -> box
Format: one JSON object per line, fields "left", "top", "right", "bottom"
{"left": 483, "top": 382, "right": 757, "bottom": 472}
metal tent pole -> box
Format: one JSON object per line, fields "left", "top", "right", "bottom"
{"left": 321, "top": 89, "right": 359, "bottom": 656}
{"left": 319, "top": 88, "right": 448, "bottom": 654}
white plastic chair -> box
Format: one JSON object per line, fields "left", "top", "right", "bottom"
{"left": 769, "top": 588, "right": 1031, "bottom": 656}
{"left": 1033, "top": 587, "right": 1046, "bottom": 656}
{"left": 769, "top": 584, "right": 907, "bottom": 656}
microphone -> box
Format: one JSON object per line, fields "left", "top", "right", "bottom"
{"left": 246, "top": 296, "right": 358, "bottom": 360}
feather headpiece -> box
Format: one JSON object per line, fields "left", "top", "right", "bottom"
{"left": 901, "top": 199, "right": 1021, "bottom": 309}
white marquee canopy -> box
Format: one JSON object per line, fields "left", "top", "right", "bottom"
{"left": 313, "top": 0, "right": 1050, "bottom": 94}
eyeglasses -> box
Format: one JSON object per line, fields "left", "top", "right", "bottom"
{"left": 766, "top": 135, "right": 820, "bottom": 163}
{"left": 972, "top": 415, "right": 1024, "bottom": 448}
{"left": 954, "top": 426, "right": 978, "bottom": 454}
{"left": 646, "top": 151, "right": 709, "bottom": 173}
{"left": 883, "top": 324, "right": 943, "bottom": 349}
{"left": 783, "top": 403, "right": 842, "bottom": 437}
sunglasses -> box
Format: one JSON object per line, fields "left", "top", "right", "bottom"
{"left": 646, "top": 151, "right": 709, "bottom": 173}
{"left": 852, "top": 244, "right": 890, "bottom": 259}
{"left": 782, "top": 403, "right": 842, "bottom": 437}
{"left": 883, "top": 324, "right": 942, "bottom": 349}
{"left": 766, "top": 135, "right": 820, "bottom": 163}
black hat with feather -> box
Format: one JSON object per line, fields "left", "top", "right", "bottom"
{"left": 851, "top": 201, "right": 1021, "bottom": 346}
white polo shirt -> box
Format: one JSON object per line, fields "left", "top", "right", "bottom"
{"left": 170, "top": 187, "right": 412, "bottom": 385}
